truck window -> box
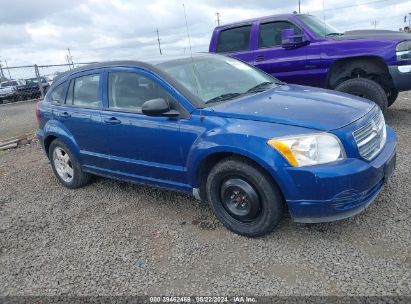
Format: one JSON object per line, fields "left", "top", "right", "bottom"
{"left": 217, "top": 25, "right": 252, "bottom": 53}
{"left": 259, "top": 21, "right": 303, "bottom": 48}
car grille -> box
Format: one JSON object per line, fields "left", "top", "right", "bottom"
{"left": 353, "top": 109, "right": 387, "bottom": 160}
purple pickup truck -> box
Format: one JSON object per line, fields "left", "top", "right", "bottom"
{"left": 209, "top": 13, "right": 411, "bottom": 113}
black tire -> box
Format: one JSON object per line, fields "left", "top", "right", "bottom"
{"left": 206, "top": 157, "right": 284, "bottom": 237}
{"left": 387, "top": 88, "right": 399, "bottom": 107}
{"left": 49, "top": 139, "right": 91, "bottom": 189}
{"left": 335, "top": 78, "right": 388, "bottom": 114}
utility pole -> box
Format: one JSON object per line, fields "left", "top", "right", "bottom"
{"left": 299, "top": 0, "right": 301, "bottom": 14}
{"left": 0, "top": 62, "right": 4, "bottom": 81}
{"left": 156, "top": 29, "right": 163, "bottom": 55}
{"left": 4, "top": 59, "right": 11, "bottom": 79}
{"left": 0, "top": 57, "right": 11, "bottom": 80}
{"left": 371, "top": 20, "right": 378, "bottom": 29}
{"left": 216, "top": 12, "right": 221, "bottom": 25}
{"left": 66, "top": 48, "right": 74, "bottom": 69}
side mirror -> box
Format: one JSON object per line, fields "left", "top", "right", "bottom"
{"left": 142, "top": 98, "right": 180, "bottom": 117}
{"left": 281, "top": 28, "right": 309, "bottom": 49}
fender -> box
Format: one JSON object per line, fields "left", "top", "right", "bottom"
{"left": 43, "top": 119, "right": 81, "bottom": 161}
{"left": 184, "top": 120, "right": 298, "bottom": 192}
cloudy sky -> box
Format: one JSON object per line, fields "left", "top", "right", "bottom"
{"left": 0, "top": 0, "right": 410, "bottom": 68}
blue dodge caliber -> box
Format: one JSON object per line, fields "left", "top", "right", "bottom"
{"left": 36, "top": 54, "right": 396, "bottom": 237}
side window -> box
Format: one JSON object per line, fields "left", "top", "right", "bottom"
{"left": 50, "top": 83, "right": 66, "bottom": 104}
{"left": 217, "top": 25, "right": 252, "bottom": 53}
{"left": 259, "top": 21, "right": 303, "bottom": 48}
{"left": 108, "top": 72, "right": 175, "bottom": 112}
{"left": 66, "top": 74, "right": 100, "bottom": 108}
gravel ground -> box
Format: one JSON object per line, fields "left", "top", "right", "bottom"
{"left": 0, "top": 93, "right": 410, "bottom": 296}
{"left": 0, "top": 100, "right": 38, "bottom": 141}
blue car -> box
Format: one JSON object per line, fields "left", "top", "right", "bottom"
{"left": 36, "top": 54, "right": 396, "bottom": 237}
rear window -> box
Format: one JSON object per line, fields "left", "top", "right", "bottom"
{"left": 66, "top": 74, "right": 100, "bottom": 108}
{"left": 217, "top": 25, "right": 251, "bottom": 53}
{"left": 50, "top": 83, "right": 66, "bottom": 104}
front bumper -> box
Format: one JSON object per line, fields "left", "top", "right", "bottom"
{"left": 389, "top": 64, "right": 411, "bottom": 91}
{"left": 283, "top": 127, "right": 396, "bottom": 223}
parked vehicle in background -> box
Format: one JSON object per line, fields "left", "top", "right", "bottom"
{"left": 0, "top": 80, "right": 24, "bottom": 104}
{"left": 36, "top": 54, "right": 396, "bottom": 237}
{"left": 209, "top": 13, "right": 411, "bottom": 113}
{"left": 17, "top": 77, "right": 50, "bottom": 100}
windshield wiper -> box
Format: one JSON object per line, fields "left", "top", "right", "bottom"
{"left": 326, "top": 32, "right": 343, "bottom": 36}
{"left": 205, "top": 93, "right": 243, "bottom": 104}
{"left": 246, "top": 81, "right": 276, "bottom": 93}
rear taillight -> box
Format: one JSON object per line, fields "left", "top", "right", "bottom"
{"left": 35, "top": 101, "right": 41, "bottom": 126}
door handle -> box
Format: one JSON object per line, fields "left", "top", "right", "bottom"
{"left": 104, "top": 117, "right": 121, "bottom": 125}
{"left": 255, "top": 55, "right": 265, "bottom": 62}
{"left": 58, "top": 111, "right": 71, "bottom": 119}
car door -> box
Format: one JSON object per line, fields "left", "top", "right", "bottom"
{"left": 253, "top": 20, "right": 309, "bottom": 84}
{"left": 52, "top": 71, "right": 109, "bottom": 168}
{"left": 100, "top": 68, "right": 185, "bottom": 187}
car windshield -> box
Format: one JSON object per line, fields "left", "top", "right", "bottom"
{"left": 1, "top": 81, "right": 18, "bottom": 88}
{"left": 26, "top": 78, "right": 38, "bottom": 84}
{"left": 157, "top": 55, "right": 280, "bottom": 106}
{"left": 296, "top": 15, "right": 342, "bottom": 37}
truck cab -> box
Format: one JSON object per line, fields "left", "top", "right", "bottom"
{"left": 209, "top": 14, "right": 411, "bottom": 112}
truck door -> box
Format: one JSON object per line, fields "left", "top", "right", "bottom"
{"left": 253, "top": 20, "right": 310, "bottom": 85}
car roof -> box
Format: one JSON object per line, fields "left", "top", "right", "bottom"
{"left": 49, "top": 53, "right": 223, "bottom": 109}
{"left": 52, "top": 53, "right": 217, "bottom": 84}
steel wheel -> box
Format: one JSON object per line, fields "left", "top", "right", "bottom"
{"left": 220, "top": 178, "right": 261, "bottom": 222}
{"left": 52, "top": 147, "right": 74, "bottom": 183}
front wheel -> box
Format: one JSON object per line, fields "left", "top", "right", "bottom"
{"left": 335, "top": 78, "right": 388, "bottom": 114}
{"left": 206, "top": 157, "right": 284, "bottom": 237}
{"left": 49, "top": 139, "right": 91, "bottom": 189}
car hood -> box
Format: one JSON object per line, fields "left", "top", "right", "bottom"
{"left": 335, "top": 30, "right": 411, "bottom": 41}
{"left": 206, "top": 84, "right": 375, "bottom": 131}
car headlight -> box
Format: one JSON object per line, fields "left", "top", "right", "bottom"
{"left": 396, "top": 40, "right": 411, "bottom": 61}
{"left": 267, "top": 133, "right": 345, "bottom": 167}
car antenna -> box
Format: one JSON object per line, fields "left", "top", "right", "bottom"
{"left": 322, "top": 0, "right": 327, "bottom": 37}
{"left": 182, "top": 3, "right": 193, "bottom": 58}
{"left": 182, "top": 3, "right": 200, "bottom": 96}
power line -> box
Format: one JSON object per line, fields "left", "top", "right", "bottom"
{"left": 310, "top": 0, "right": 388, "bottom": 13}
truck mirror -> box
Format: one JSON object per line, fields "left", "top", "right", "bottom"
{"left": 281, "top": 28, "right": 308, "bottom": 49}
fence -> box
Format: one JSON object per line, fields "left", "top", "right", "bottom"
{"left": 0, "top": 62, "right": 96, "bottom": 103}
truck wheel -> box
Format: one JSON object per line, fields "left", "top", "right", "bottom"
{"left": 206, "top": 157, "right": 284, "bottom": 237}
{"left": 335, "top": 78, "right": 388, "bottom": 114}
{"left": 49, "top": 139, "right": 91, "bottom": 189}
{"left": 387, "top": 89, "right": 399, "bottom": 107}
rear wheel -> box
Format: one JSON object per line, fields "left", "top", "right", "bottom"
{"left": 335, "top": 78, "right": 388, "bottom": 114}
{"left": 206, "top": 157, "right": 284, "bottom": 237}
{"left": 49, "top": 139, "right": 91, "bottom": 189}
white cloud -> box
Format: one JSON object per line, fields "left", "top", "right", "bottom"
{"left": 0, "top": 0, "right": 410, "bottom": 66}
